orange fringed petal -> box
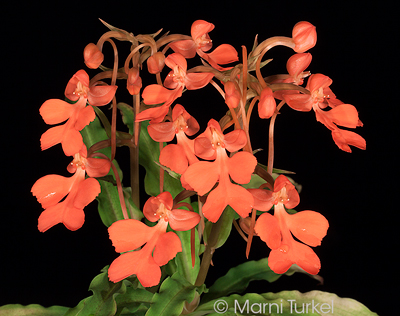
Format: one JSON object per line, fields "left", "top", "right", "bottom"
{"left": 74, "top": 178, "right": 100, "bottom": 209}
{"left": 108, "top": 219, "right": 154, "bottom": 253}
{"left": 108, "top": 249, "right": 161, "bottom": 287}
{"left": 31, "top": 174, "right": 73, "bottom": 209}
{"left": 254, "top": 212, "right": 281, "bottom": 250}
{"left": 153, "top": 231, "right": 182, "bottom": 266}
{"left": 285, "top": 211, "right": 329, "bottom": 247}
{"left": 40, "top": 125, "right": 65, "bottom": 151}
{"left": 323, "top": 104, "right": 360, "bottom": 129}
{"left": 37, "top": 203, "right": 64, "bottom": 232}
{"left": 331, "top": 128, "right": 366, "bottom": 152}
{"left": 74, "top": 105, "right": 96, "bottom": 131}
{"left": 39, "top": 99, "right": 74, "bottom": 125}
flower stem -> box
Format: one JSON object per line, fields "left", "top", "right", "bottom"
{"left": 194, "top": 212, "right": 225, "bottom": 287}
{"left": 267, "top": 100, "right": 286, "bottom": 175}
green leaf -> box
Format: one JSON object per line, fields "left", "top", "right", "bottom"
{"left": 0, "top": 304, "right": 68, "bottom": 316}
{"left": 64, "top": 266, "right": 126, "bottom": 316}
{"left": 138, "top": 121, "right": 183, "bottom": 198}
{"left": 145, "top": 272, "right": 196, "bottom": 316}
{"left": 96, "top": 180, "right": 126, "bottom": 227}
{"left": 115, "top": 287, "right": 154, "bottom": 315}
{"left": 202, "top": 258, "right": 291, "bottom": 303}
{"left": 193, "top": 291, "right": 378, "bottom": 316}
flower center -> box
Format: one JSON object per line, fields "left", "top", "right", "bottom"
{"left": 173, "top": 115, "right": 189, "bottom": 134}
{"left": 70, "top": 153, "right": 87, "bottom": 170}
{"left": 273, "top": 187, "right": 289, "bottom": 204}
{"left": 156, "top": 203, "right": 170, "bottom": 221}
{"left": 169, "top": 65, "right": 186, "bottom": 84}
{"left": 210, "top": 127, "right": 225, "bottom": 149}
{"left": 195, "top": 34, "right": 212, "bottom": 49}
{"left": 73, "top": 81, "right": 89, "bottom": 99}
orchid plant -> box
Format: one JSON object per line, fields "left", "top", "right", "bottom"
{"left": 3, "top": 19, "right": 378, "bottom": 315}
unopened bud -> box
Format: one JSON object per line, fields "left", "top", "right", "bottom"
{"left": 83, "top": 43, "right": 104, "bottom": 69}
{"left": 127, "top": 67, "right": 142, "bottom": 95}
{"left": 292, "top": 21, "right": 317, "bottom": 53}
{"left": 147, "top": 52, "right": 165, "bottom": 74}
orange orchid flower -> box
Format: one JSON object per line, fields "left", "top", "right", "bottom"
{"left": 252, "top": 175, "right": 329, "bottom": 275}
{"left": 40, "top": 70, "right": 117, "bottom": 155}
{"left": 169, "top": 20, "right": 239, "bottom": 71}
{"left": 258, "top": 86, "right": 276, "bottom": 119}
{"left": 31, "top": 145, "right": 110, "bottom": 232}
{"left": 182, "top": 119, "right": 257, "bottom": 222}
{"left": 137, "top": 53, "right": 214, "bottom": 123}
{"left": 83, "top": 43, "right": 104, "bottom": 69}
{"left": 108, "top": 192, "right": 200, "bottom": 287}
{"left": 283, "top": 73, "right": 366, "bottom": 152}
{"left": 148, "top": 104, "right": 200, "bottom": 174}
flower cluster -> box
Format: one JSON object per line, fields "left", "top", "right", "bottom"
{"left": 32, "top": 19, "right": 365, "bottom": 290}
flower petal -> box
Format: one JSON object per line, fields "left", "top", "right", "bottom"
{"left": 184, "top": 72, "right": 214, "bottom": 90}
{"left": 108, "top": 249, "right": 161, "bottom": 287}
{"left": 74, "top": 178, "right": 100, "bottom": 209}
{"left": 169, "top": 40, "right": 197, "bottom": 58}
{"left": 153, "top": 231, "right": 182, "bottom": 266}
{"left": 169, "top": 209, "right": 200, "bottom": 231}
{"left": 62, "top": 128, "right": 83, "bottom": 156}
{"left": 227, "top": 152, "right": 257, "bottom": 184}
{"left": 147, "top": 122, "right": 175, "bottom": 142}
{"left": 88, "top": 84, "right": 117, "bottom": 106}
{"left": 254, "top": 212, "right": 281, "bottom": 249}
{"left": 74, "top": 105, "right": 96, "bottom": 131}
{"left": 40, "top": 125, "right": 65, "bottom": 151}
{"left": 31, "top": 174, "right": 73, "bottom": 209}
{"left": 331, "top": 128, "right": 366, "bottom": 152}
{"left": 183, "top": 161, "right": 219, "bottom": 196}
{"left": 285, "top": 211, "right": 329, "bottom": 247}
{"left": 159, "top": 144, "right": 189, "bottom": 174}
{"left": 247, "top": 188, "right": 274, "bottom": 212}
{"left": 39, "top": 99, "right": 73, "bottom": 125}
{"left": 108, "top": 219, "right": 154, "bottom": 253}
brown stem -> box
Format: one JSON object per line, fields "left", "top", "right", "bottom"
{"left": 194, "top": 212, "right": 225, "bottom": 287}
{"left": 267, "top": 100, "right": 286, "bottom": 175}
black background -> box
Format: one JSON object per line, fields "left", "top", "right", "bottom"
{"left": 1, "top": 2, "right": 397, "bottom": 315}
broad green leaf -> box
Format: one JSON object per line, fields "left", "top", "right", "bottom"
{"left": 193, "top": 291, "right": 378, "bottom": 316}
{"left": 145, "top": 272, "right": 196, "bottom": 316}
{"left": 202, "top": 258, "right": 290, "bottom": 303}
{"left": 115, "top": 287, "right": 154, "bottom": 315}
{"left": 64, "top": 266, "right": 126, "bottom": 316}
{"left": 96, "top": 180, "right": 125, "bottom": 227}
{"left": 138, "top": 121, "right": 183, "bottom": 198}
{"left": 0, "top": 304, "right": 68, "bottom": 316}
{"left": 117, "top": 102, "right": 135, "bottom": 135}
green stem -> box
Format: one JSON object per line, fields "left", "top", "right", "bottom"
{"left": 194, "top": 212, "right": 225, "bottom": 287}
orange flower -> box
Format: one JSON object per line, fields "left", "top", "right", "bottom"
{"left": 252, "top": 175, "right": 329, "bottom": 275}
{"left": 137, "top": 53, "right": 214, "bottom": 123}
{"left": 283, "top": 73, "right": 365, "bottom": 152}
{"left": 31, "top": 145, "right": 110, "bottom": 232}
{"left": 183, "top": 120, "right": 257, "bottom": 222}
{"left": 292, "top": 21, "right": 317, "bottom": 53}
{"left": 108, "top": 192, "right": 200, "bottom": 287}
{"left": 40, "top": 70, "right": 117, "bottom": 155}
{"left": 169, "top": 20, "right": 238, "bottom": 71}
{"left": 148, "top": 104, "right": 200, "bottom": 174}
{"left": 224, "top": 81, "right": 241, "bottom": 109}
{"left": 126, "top": 67, "right": 142, "bottom": 95}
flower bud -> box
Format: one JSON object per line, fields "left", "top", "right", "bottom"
{"left": 83, "top": 43, "right": 104, "bottom": 69}
{"left": 224, "top": 81, "right": 241, "bottom": 109}
{"left": 147, "top": 52, "right": 165, "bottom": 74}
{"left": 127, "top": 67, "right": 142, "bottom": 95}
{"left": 292, "top": 21, "right": 317, "bottom": 53}
{"left": 258, "top": 86, "right": 276, "bottom": 119}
